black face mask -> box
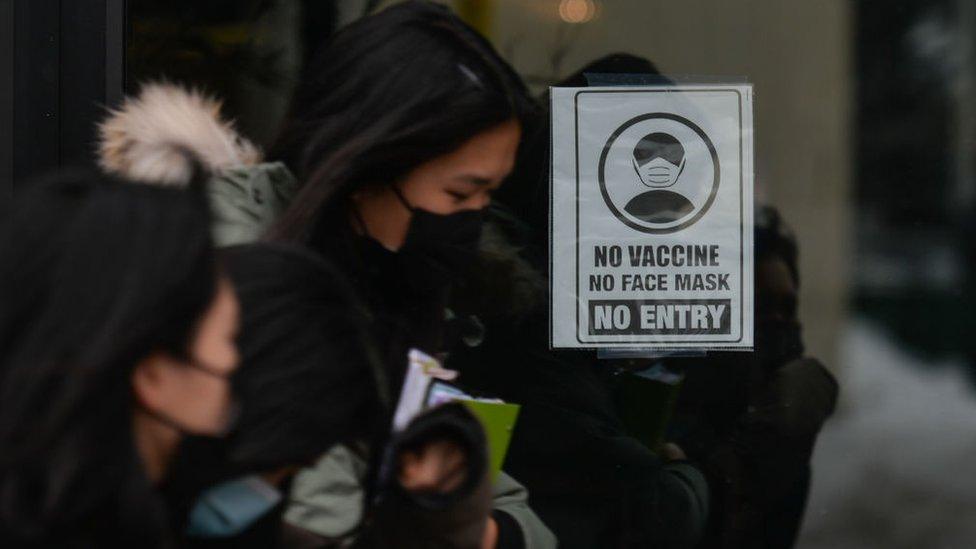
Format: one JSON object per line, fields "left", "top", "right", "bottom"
{"left": 755, "top": 319, "right": 804, "bottom": 370}
{"left": 391, "top": 185, "right": 485, "bottom": 285}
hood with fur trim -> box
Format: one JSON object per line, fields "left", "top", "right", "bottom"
{"left": 98, "top": 83, "right": 260, "bottom": 185}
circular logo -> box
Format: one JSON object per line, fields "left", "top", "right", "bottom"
{"left": 598, "top": 113, "right": 719, "bottom": 234}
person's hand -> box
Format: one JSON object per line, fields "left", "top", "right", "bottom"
{"left": 398, "top": 439, "right": 468, "bottom": 493}
{"left": 661, "top": 441, "right": 687, "bottom": 461}
{"left": 480, "top": 517, "right": 498, "bottom": 549}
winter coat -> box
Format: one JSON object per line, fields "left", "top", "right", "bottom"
{"left": 204, "top": 161, "right": 555, "bottom": 549}
{"left": 448, "top": 301, "right": 711, "bottom": 549}
{"left": 97, "top": 82, "right": 555, "bottom": 549}
{"left": 668, "top": 354, "right": 838, "bottom": 549}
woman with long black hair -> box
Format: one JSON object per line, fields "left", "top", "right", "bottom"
{"left": 169, "top": 243, "right": 492, "bottom": 548}
{"left": 98, "top": 2, "right": 553, "bottom": 547}
{"left": 256, "top": 13, "right": 536, "bottom": 545}
{"left": 0, "top": 171, "right": 240, "bottom": 547}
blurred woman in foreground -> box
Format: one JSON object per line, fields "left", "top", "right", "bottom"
{"left": 0, "top": 171, "right": 240, "bottom": 547}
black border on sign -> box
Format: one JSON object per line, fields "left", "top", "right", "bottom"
{"left": 573, "top": 88, "right": 746, "bottom": 346}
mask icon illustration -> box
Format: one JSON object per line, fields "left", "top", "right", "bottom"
{"left": 625, "top": 132, "right": 694, "bottom": 223}
{"left": 632, "top": 133, "right": 687, "bottom": 188}
{"left": 633, "top": 156, "right": 686, "bottom": 187}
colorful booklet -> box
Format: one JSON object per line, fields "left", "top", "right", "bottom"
{"left": 393, "top": 349, "right": 520, "bottom": 481}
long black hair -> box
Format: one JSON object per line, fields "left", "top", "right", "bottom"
{"left": 0, "top": 170, "right": 217, "bottom": 545}
{"left": 495, "top": 53, "right": 664, "bottom": 269}
{"left": 220, "top": 243, "right": 389, "bottom": 472}
{"left": 268, "top": 0, "right": 534, "bottom": 242}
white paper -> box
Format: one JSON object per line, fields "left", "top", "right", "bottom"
{"left": 391, "top": 349, "right": 458, "bottom": 432}
{"left": 550, "top": 85, "right": 755, "bottom": 350}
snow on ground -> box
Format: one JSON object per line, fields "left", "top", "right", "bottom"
{"left": 798, "top": 320, "right": 976, "bottom": 549}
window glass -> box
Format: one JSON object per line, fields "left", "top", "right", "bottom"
{"left": 125, "top": 1, "right": 976, "bottom": 545}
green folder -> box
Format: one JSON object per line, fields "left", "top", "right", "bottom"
{"left": 461, "top": 400, "right": 521, "bottom": 482}
{"left": 614, "top": 369, "right": 683, "bottom": 453}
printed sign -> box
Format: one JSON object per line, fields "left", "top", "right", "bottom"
{"left": 550, "top": 85, "right": 754, "bottom": 349}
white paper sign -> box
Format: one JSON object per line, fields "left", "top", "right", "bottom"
{"left": 550, "top": 85, "right": 754, "bottom": 349}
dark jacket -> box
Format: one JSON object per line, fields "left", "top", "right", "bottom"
{"left": 669, "top": 355, "right": 838, "bottom": 549}
{"left": 450, "top": 304, "right": 710, "bottom": 549}
{"left": 438, "top": 205, "right": 712, "bottom": 548}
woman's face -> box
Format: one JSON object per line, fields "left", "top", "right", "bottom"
{"left": 133, "top": 277, "right": 241, "bottom": 435}
{"left": 398, "top": 118, "right": 522, "bottom": 214}
{"left": 352, "top": 118, "right": 521, "bottom": 250}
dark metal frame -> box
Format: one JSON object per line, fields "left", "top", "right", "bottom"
{"left": 1, "top": 0, "right": 15, "bottom": 198}
{"left": 2, "top": 0, "right": 126, "bottom": 192}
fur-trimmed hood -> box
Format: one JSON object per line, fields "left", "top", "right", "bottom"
{"left": 98, "top": 82, "right": 260, "bottom": 185}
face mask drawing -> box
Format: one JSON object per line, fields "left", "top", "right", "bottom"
{"left": 624, "top": 133, "right": 695, "bottom": 223}
{"left": 633, "top": 156, "right": 686, "bottom": 188}
{"left": 632, "top": 133, "right": 686, "bottom": 188}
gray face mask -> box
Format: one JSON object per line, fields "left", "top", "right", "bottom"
{"left": 185, "top": 475, "right": 283, "bottom": 538}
